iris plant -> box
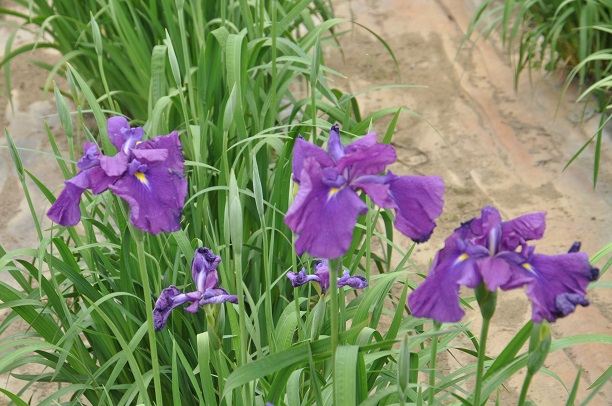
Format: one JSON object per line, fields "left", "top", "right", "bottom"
{"left": 287, "top": 260, "right": 368, "bottom": 295}
{"left": 408, "top": 206, "right": 599, "bottom": 323}
{"left": 47, "top": 116, "right": 187, "bottom": 234}
{"left": 153, "top": 247, "right": 238, "bottom": 332}
{"left": 285, "top": 125, "right": 444, "bottom": 259}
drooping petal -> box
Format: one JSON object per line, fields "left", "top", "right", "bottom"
{"left": 108, "top": 163, "right": 187, "bottom": 234}
{"left": 153, "top": 286, "right": 199, "bottom": 331}
{"left": 291, "top": 136, "right": 333, "bottom": 184}
{"left": 47, "top": 181, "right": 86, "bottom": 226}
{"left": 501, "top": 211, "right": 546, "bottom": 252}
{"left": 47, "top": 160, "right": 117, "bottom": 226}
{"left": 337, "top": 270, "right": 368, "bottom": 290}
{"left": 409, "top": 255, "right": 467, "bottom": 323}
{"left": 408, "top": 226, "right": 491, "bottom": 322}
{"left": 287, "top": 269, "right": 321, "bottom": 288}
{"left": 387, "top": 175, "right": 444, "bottom": 243}
{"left": 192, "top": 247, "right": 222, "bottom": 292}
{"left": 65, "top": 169, "right": 92, "bottom": 189}
{"left": 523, "top": 252, "right": 596, "bottom": 322}
{"left": 199, "top": 287, "right": 239, "bottom": 305}
{"left": 285, "top": 158, "right": 368, "bottom": 259}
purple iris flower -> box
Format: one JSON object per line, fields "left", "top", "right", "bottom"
{"left": 408, "top": 206, "right": 599, "bottom": 323}
{"left": 285, "top": 124, "right": 444, "bottom": 259}
{"left": 287, "top": 260, "right": 368, "bottom": 295}
{"left": 153, "top": 247, "right": 238, "bottom": 332}
{"left": 47, "top": 116, "right": 187, "bottom": 234}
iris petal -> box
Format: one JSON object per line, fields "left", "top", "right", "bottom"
{"left": 285, "top": 158, "right": 367, "bottom": 259}
{"left": 287, "top": 269, "right": 321, "bottom": 288}
{"left": 154, "top": 248, "right": 238, "bottom": 332}
{"left": 501, "top": 211, "right": 546, "bottom": 251}
{"left": 388, "top": 175, "right": 444, "bottom": 243}
{"left": 107, "top": 116, "right": 143, "bottom": 152}
{"left": 327, "top": 124, "right": 345, "bottom": 162}
{"left": 337, "top": 270, "right": 368, "bottom": 290}
{"left": 525, "top": 252, "right": 594, "bottom": 322}
{"left": 153, "top": 287, "right": 197, "bottom": 331}
{"left": 192, "top": 247, "right": 222, "bottom": 292}
{"left": 291, "top": 137, "right": 333, "bottom": 184}
{"left": 408, "top": 206, "right": 596, "bottom": 324}
{"left": 47, "top": 182, "right": 86, "bottom": 226}
{"left": 337, "top": 143, "right": 396, "bottom": 180}
{"left": 109, "top": 163, "right": 187, "bottom": 234}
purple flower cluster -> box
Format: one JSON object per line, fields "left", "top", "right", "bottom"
{"left": 153, "top": 247, "right": 238, "bottom": 332}
{"left": 408, "top": 206, "right": 599, "bottom": 323}
{"left": 285, "top": 125, "right": 444, "bottom": 259}
{"left": 47, "top": 117, "right": 187, "bottom": 234}
{"left": 287, "top": 260, "right": 368, "bottom": 295}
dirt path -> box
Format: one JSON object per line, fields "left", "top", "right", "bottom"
{"left": 328, "top": 0, "right": 611, "bottom": 404}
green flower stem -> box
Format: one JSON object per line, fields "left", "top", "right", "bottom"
{"left": 520, "top": 321, "right": 551, "bottom": 406}
{"left": 134, "top": 233, "right": 162, "bottom": 405}
{"left": 328, "top": 258, "right": 341, "bottom": 394}
{"left": 474, "top": 283, "right": 497, "bottom": 406}
{"left": 428, "top": 322, "right": 440, "bottom": 406}
{"left": 211, "top": 347, "right": 226, "bottom": 399}
{"left": 261, "top": 216, "right": 275, "bottom": 353}
{"left": 518, "top": 371, "right": 534, "bottom": 406}
{"left": 473, "top": 316, "right": 491, "bottom": 406}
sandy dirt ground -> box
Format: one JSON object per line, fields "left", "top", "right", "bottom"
{"left": 0, "top": 0, "right": 610, "bottom": 404}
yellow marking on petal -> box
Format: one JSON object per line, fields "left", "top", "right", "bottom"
{"left": 453, "top": 253, "right": 470, "bottom": 266}
{"left": 328, "top": 187, "right": 340, "bottom": 199}
{"left": 135, "top": 141, "right": 142, "bottom": 146}
{"left": 135, "top": 172, "right": 148, "bottom": 185}
{"left": 522, "top": 263, "right": 535, "bottom": 272}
